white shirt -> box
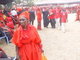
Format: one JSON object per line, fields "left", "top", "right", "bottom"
{"left": 11, "top": 10, "right": 17, "bottom": 16}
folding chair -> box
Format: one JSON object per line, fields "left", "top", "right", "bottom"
{"left": 0, "top": 31, "right": 9, "bottom": 44}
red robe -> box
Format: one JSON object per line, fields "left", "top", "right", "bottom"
{"left": 36, "top": 11, "right": 42, "bottom": 22}
{"left": 11, "top": 25, "right": 42, "bottom": 60}
{"left": 61, "top": 12, "right": 67, "bottom": 23}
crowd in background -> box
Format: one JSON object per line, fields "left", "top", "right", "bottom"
{"left": 0, "top": 5, "right": 80, "bottom": 43}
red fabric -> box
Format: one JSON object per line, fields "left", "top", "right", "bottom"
{"left": 0, "top": 13, "right": 4, "bottom": 21}
{"left": 12, "top": 25, "right": 42, "bottom": 60}
{"left": 36, "top": 11, "right": 42, "bottom": 22}
{"left": 0, "top": 23, "right": 4, "bottom": 27}
{"left": 48, "top": 14, "right": 55, "bottom": 20}
{"left": 19, "top": 11, "right": 30, "bottom": 20}
{"left": 48, "top": 9, "right": 55, "bottom": 19}
{"left": 6, "top": 17, "right": 13, "bottom": 22}
{"left": 76, "top": 9, "right": 80, "bottom": 21}
{"left": 55, "top": 8, "right": 61, "bottom": 18}
{"left": 6, "top": 22, "right": 14, "bottom": 29}
{"left": 16, "top": 7, "right": 22, "bottom": 12}
{"left": 61, "top": 12, "right": 67, "bottom": 23}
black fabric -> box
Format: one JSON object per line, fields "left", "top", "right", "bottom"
{"left": 42, "top": 11, "right": 49, "bottom": 27}
{"left": 50, "top": 19, "right": 56, "bottom": 28}
{"left": 29, "top": 11, "right": 35, "bottom": 21}
{"left": 29, "top": 11, "right": 35, "bottom": 25}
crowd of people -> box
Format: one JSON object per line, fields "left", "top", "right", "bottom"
{"left": 0, "top": 5, "right": 80, "bottom": 60}
{"left": 0, "top": 5, "right": 80, "bottom": 42}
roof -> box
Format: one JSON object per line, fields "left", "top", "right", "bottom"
{"left": 35, "top": 0, "right": 80, "bottom": 5}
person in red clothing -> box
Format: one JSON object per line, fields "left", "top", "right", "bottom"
{"left": 36, "top": 9, "right": 42, "bottom": 30}
{"left": 76, "top": 8, "right": 80, "bottom": 21}
{"left": 11, "top": 15, "right": 43, "bottom": 60}
{"left": 55, "top": 8, "right": 61, "bottom": 29}
{"left": 61, "top": 9, "right": 67, "bottom": 32}
{"left": 48, "top": 8, "right": 56, "bottom": 28}
{"left": 0, "top": 10, "right": 4, "bottom": 21}
{"left": 6, "top": 15, "right": 14, "bottom": 29}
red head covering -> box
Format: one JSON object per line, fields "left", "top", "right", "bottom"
{"left": 19, "top": 11, "right": 30, "bottom": 20}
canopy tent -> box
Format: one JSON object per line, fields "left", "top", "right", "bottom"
{"left": 0, "top": 0, "right": 14, "bottom": 5}
{"left": 35, "top": 0, "right": 80, "bottom": 5}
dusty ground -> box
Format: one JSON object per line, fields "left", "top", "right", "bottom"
{"left": 1, "top": 13, "right": 80, "bottom": 60}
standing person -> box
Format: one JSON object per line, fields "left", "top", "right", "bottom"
{"left": 76, "top": 8, "right": 80, "bottom": 21}
{"left": 11, "top": 8, "right": 18, "bottom": 25}
{"left": 48, "top": 8, "right": 56, "bottom": 28}
{"left": 42, "top": 8, "right": 49, "bottom": 28}
{"left": 61, "top": 9, "right": 67, "bottom": 33}
{"left": 29, "top": 9, "right": 35, "bottom": 25}
{"left": 36, "top": 9, "right": 42, "bottom": 30}
{"left": 11, "top": 15, "right": 43, "bottom": 60}
{"left": 55, "top": 8, "right": 61, "bottom": 29}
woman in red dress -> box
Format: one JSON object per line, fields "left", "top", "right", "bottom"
{"left": 36, "top": 9, "right": 42, "bottom": 30}
{"left": 11, "top": 15, "right": 43, "bottom": 60}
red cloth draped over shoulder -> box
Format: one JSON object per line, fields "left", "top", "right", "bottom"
{"left": 11, "top": 24, "right": 42, "bottom": 60}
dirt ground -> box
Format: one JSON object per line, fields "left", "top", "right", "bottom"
{"left": 1, "top": 13, "right": 80, "bottom": 60}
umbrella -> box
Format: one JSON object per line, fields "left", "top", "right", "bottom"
{"left": 0, "top": 0, "right": 14, "bottom": 5}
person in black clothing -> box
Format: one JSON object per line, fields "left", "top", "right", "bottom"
{"left": 42, "top": 8, "right": 49, "bottom": 28}
{"left": 29, "top": 10, "right": 35, "bottom": 25}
